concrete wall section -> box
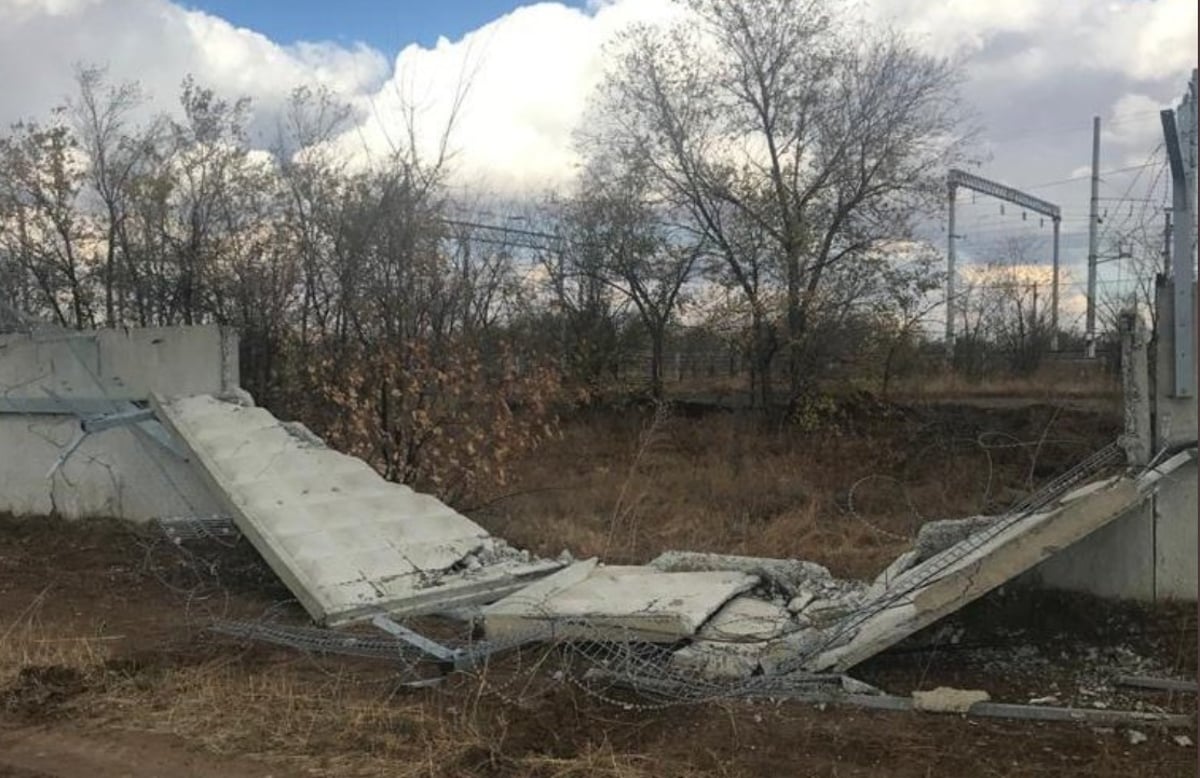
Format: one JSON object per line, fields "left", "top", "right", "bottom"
{"left": 1154, "top": 281, "right": 1198, "bottom": 450}
{"left": 0, "top": 325, "right": 237, "bottom": 402}
{"left": 1154, "top": 459, "right": 1198, "bottom": 600}
{"left": 1025, "top": 503, "right": 1156, "bottom": 600}
{"left": 0, "top": 415, "right": 222, "bottom": 522}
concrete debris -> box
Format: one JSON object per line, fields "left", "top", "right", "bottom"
{"left": 154, "top": 394, "right": 563, "bottom": 625}
{"left": 1173, "top": 735, "right": 1193, "bottom": 747}
{"left": 648, "top": 551, "right": 832, "bottom": 598}
{"left": 1028, "top": 695, "right": 1060, "bottom": 705}
{"left": 807, "top": 471, "right": 1167, "bottom": 673}
{"left": 696, "top": 596, "right": 796, "bottom": 642}
{"left": 912, "top": 687, "right": 991, "bottom": 714}
{"left": 870, "top": 550, "right": 918, "bottom": 589}
{"left": 483, "top": 562, "right": 759, "bottom": 643}
{"left": 786, "top": 590, "right": 815, "bottom": 613}
{"left": 1126, "top": 729, "right": 1148, "bottom": 745}
{"left": 912, "top": 516, "right": 999, "bottom": 561}
{"left": 670, "top": 640, "right": 766, "bottom": 679}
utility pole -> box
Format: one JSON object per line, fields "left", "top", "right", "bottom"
{"left": 1086, "top": 116, "right": 1101, "bottom": 358}
{"left": 945, "top": 181, "right": 958, "bottom": 360}
{"left": 1051, "top": 218, "right": 1061, "bottom": 351}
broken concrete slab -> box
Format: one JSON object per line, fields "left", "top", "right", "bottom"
{"left": 660, "top": 453, "right": 1197, "bottom": 682}
{"left": 648, "top": 551, "right": 830, "bottom": 597}
{"left": 696, "top": 596, "right": 796, "bottom": 642}
{"left": 154, "top": 394, "right": 561, "bottom": 625}
{"left": 806, "top": 468, "right": 1168, "bottom": 673}
{"left": 483, "top": 564, "right": 758, "bottom": 643}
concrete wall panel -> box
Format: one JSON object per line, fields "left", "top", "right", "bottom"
{"left": 1154, "top": 460, "right": 1198, "bottom": 600}
{"left": 0, "top": 325, "right": 237, "bottom": 402}
{"left": 0, "top": 415, "right": 222, "bottom": 522}
{"left": 1026, "top": 503, "right": 1156, "bottom": 600}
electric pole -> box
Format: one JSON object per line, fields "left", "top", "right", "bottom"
{"left": 945, "top": 181, "right": 957, "bottom": 360}
{"left": 1086, "top": 116, "right": 1101, "bottom": 358}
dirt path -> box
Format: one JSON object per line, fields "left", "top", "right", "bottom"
{"left": 0, "top": 725, "right": 276, "bottom": 778}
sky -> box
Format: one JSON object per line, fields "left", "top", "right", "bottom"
{"left": 0, "top": 0, "right": 1197, "bottom": 327}
{"left": 179, "top": 1, "right": 588, "bottom": 50}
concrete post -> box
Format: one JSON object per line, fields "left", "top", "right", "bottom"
{"left": 1118, "top": 310, "right": 1151, "bottom": 466}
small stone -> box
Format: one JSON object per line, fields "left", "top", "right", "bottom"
{"left": 912, "top": 687, "right": 990, "bottom": 714}
{"left": 1126, "top": 730, "right": 1148, "bottom": 745}
{"left": 786, "top": 591, "right": 815, "bottom": 613}
{"left": 1173, "top": 735, "right": 1193, "bottom": 748}
{"left": 1028, "top": 695, "right": 1059, "bottom": 706}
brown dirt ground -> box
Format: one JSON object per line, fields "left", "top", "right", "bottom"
{"left": 1, "top": 517, "right": 1196, "bottom": 775}
{"left": 0, "top": 398, "right": 1195, "bottom": 777}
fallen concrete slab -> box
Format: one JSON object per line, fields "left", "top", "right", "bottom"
{"left": 657, "top": 451, "right": 1197, "bottom": 683}
{"left": 483, "top": 563, "right": 759, "bottom": 643}
{"left": 153, "top": 394, "right": 562, "bottom": 626}
{"left": 804, "top": 452, "right": 1196, "bottom": 672}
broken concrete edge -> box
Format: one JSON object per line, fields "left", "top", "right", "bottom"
{"left": 328, "top": 559, "right": 566, "bottom": 627}
{"left": 648, "top": 551, "right": 832, "bottom": 598}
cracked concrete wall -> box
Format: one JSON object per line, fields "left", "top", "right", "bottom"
{"left": 0, "top": 325, "right": 234, "bottom": 521}
{"left": 0, "top": 325, "right": 237, "bottom": 401}
{"left": 0, "top": 415, "right": 222, "bottom": 521}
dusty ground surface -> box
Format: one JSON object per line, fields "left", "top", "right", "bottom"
{"left": 0, "top": 400, "right": 1195, "bottom": 777}
{"left": 1, "top": 511, "right": 1195, "bottom": 770}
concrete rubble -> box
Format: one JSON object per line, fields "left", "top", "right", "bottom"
{"left": 3, "top": 322, "right": 1195, "bottom": 705}
{"left": 912, "top": 687, "right": 991, "bottom": 714}
{"left": 142, "top": 390, "right": 1200, "bottom": 682}
{"left": 482, "top": 560, "right": 759, "bottom": 642}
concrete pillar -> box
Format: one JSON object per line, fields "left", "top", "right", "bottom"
{"left": 1118, "top": 311, "right": 1151, "bottom": 466}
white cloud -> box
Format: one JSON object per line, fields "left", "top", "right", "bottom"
{"left": 0, "top": 0, "right": 387, "bottom": 138}
{"left": 0, "top": 0, "right": 1194, "bottom": 213}
{"left": 340, "top": 0, "right": 680, "bottom": 193}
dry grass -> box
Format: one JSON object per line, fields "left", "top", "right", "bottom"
{"left": 481, "top": 400, "right": 1116, "bottom": 579}
{"left": 0, "top": 592, "right": 115, "bottom": 685}
{"left": 888, "top": 361, "right": 1120, "bottom": 403}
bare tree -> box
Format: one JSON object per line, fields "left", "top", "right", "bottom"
{"left": 563, "top": 151, "right": 703, "bottom": 397}
{"left": 585, "top": 0, "right": 968, "bottom": 407}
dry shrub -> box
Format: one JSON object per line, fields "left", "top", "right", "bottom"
{"left": 299, "top": 337, "right": 562, "bottom": 504}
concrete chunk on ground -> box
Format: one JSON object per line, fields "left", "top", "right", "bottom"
{"left": 696, "top": 596, "right": 796, "bottom": 642}
{"left": 669, "top": 640, "right": 770, "bottom": 679}
{"left": 912, "top": 687, "right": 991, "bottom": 713}
{"left": 483, "top": 564, "right": 759, "bottom": 643}
{"left": 154, "top": 394, "right": 562, "bottom": 626}
{"left": 912, "top": 516, "right": 999, "bottom": 562}
{"left": 648, "top": 551, "right": 832, "bottom": 597}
